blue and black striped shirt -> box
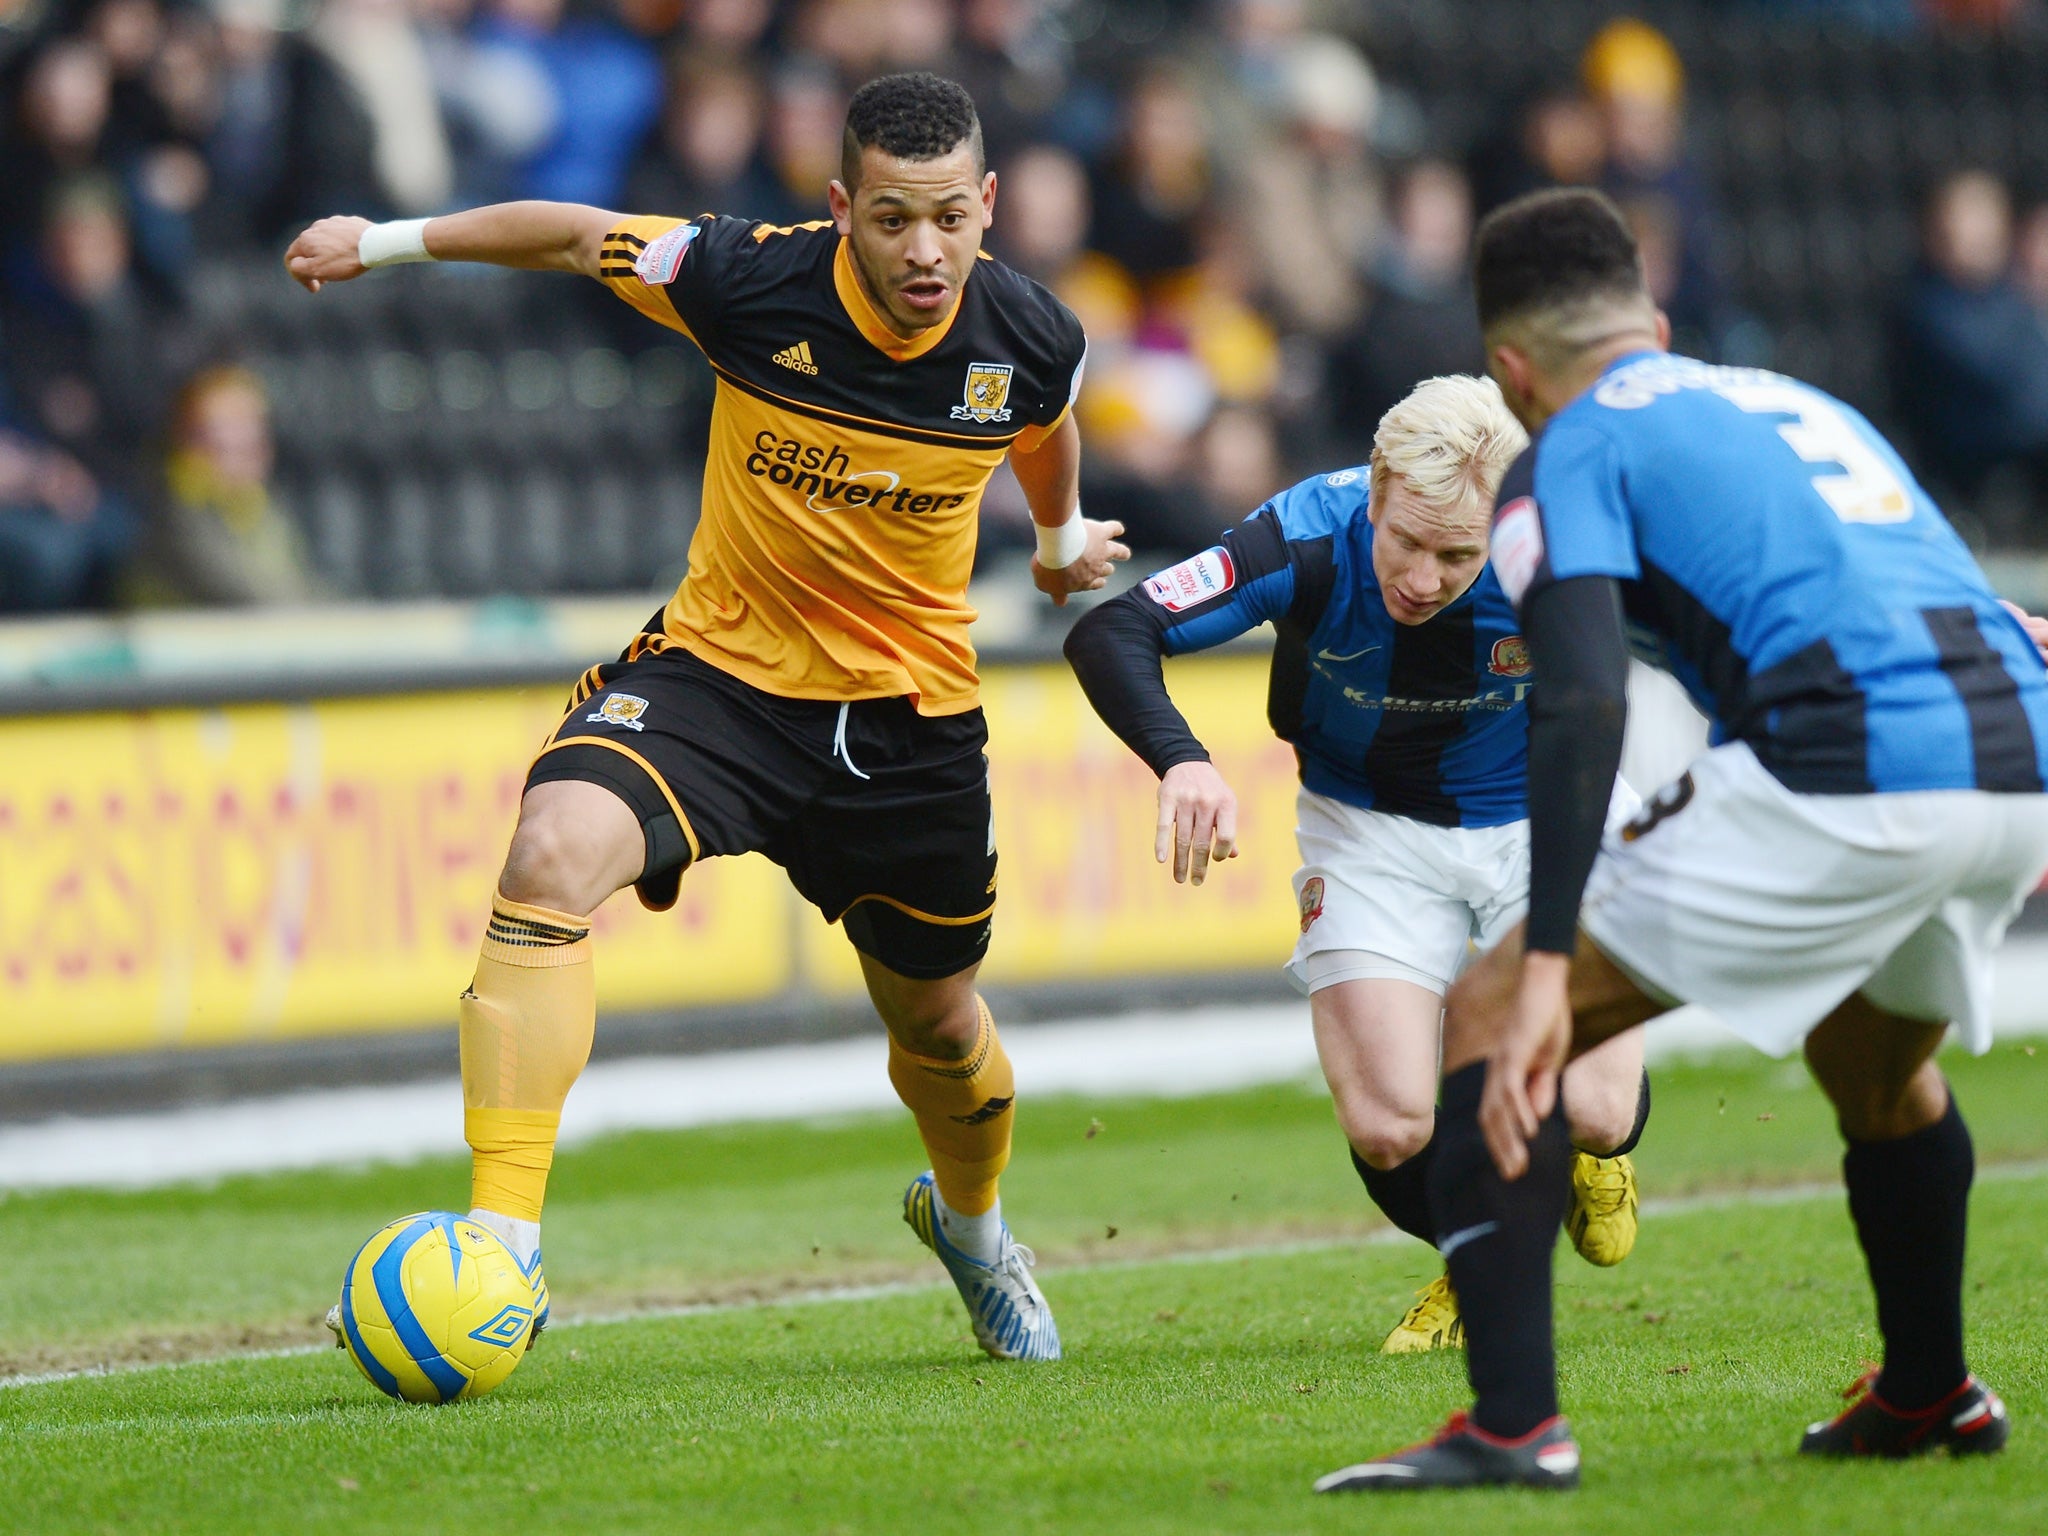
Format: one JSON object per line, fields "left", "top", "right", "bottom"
{"left": 1066, "top": 468, "right": 1535, "bottom": 828}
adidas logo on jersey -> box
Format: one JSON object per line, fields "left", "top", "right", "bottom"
{"left": 773, "top": 341, "right": 819, "bottom": 374}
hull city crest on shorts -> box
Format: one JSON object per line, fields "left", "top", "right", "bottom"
{"left": 1298, "top": 876, "right": 1326, "bottom": 934}
{"left": 587, "top": 694, "right": 651, "bottom": 731}
{"left": 1489, "top": 635, "right": 1533, "bottom": 678}
{"left": 950, "top": 362, "right": 1014, "bottom": 423}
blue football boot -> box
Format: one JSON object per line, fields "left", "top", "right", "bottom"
{"left": 902, "top": 1171, "right": 1060, "bottom": 1362}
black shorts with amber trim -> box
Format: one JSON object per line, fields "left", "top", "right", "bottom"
{"left": 528, "top": 620, "right": 996, "bottom": 980}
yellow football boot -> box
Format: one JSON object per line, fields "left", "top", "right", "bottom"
{"left": 1381, "top": 1273, "right": 1463, "bottom": 1353}
{"left": 1566, "top": 1152, "right": 1639, "bottom": 1267}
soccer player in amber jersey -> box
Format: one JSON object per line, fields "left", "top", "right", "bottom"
{"left": 285, "top": 73, "right": 1125, "bottom": 1361}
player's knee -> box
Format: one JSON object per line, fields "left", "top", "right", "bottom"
{"left": 860, "top": 944, "right": 987, "bottom": 1059}
{"left": 1815, "top": 1051, "right": 1949, "bottom": 1142}
{"left": 1341, "top": 1106, "right": 1435, "bottom": 1170}
{"left": 499, "top": 815, "right": 588, "bottom": 912}
{"left": 499, "top": 800, "right": 631, "bottom": 916}
{"left": 1564, "top": 1078, "right": 1639, "bottom": 1156}
{"left": 874, "top": 982, "right": 981, "bottom": 1059}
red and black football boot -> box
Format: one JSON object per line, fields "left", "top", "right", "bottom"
{"left": 1799, "top": 1370, "right": 2010, "bottom": 1459}
{"left": 1313, "top": 1412, "right": 1581, "bottom": 1492}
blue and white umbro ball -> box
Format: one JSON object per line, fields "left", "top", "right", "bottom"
{"left": 334, "top": 1212, "right": 536, "bottom": 1403}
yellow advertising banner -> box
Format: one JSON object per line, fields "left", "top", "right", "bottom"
{"left": 0, "top": 690, "right": 789, "bottom": 1061}
{"left": 0, "top": 651, "right": 1299, "bottom": 1063}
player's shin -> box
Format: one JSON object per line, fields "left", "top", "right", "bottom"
{"left": 1844, "top": 1091, "right": 1974, "bottom": 1410}
{"left": 459, "top": 894, "right": 597, "bottom": 1248}
{"left": 888, "top": 995, "right": 1014, "bottom": 1261}
{"left": 1429, "top": 1061, "right": 1574, "bottom": 1439}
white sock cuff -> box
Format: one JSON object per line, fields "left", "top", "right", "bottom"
{"left": 934, "top": 1188, "right": 1004, "bottom": 1263}
{"left": 468, "top": 1207, "right": 542, "bottom": 1269}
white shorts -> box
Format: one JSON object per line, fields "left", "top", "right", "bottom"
{"left": 1285, "top": 782, "right": 1643, "bottom": 998}
{"left": 1286, "top": 792, "right": 1528, "bottom": 997}
{"left": 1582, "top": 742, "right": 2048, "bottom": 1057}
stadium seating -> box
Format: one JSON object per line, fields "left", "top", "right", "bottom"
{"left": 182, "top": 5, "right": 2048, "bottom": 598}
{"left": 189, "top": 260, "right": 705, "bottom": 599}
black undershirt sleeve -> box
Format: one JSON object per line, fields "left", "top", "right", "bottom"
{"left": 1063, "top": 590, "right": 1211, "bottom": 777}
{"left": 1522, "top": 574, "right": 1631, "bottom": 955}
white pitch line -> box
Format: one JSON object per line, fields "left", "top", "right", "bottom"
{"left": 0, "top": 1005, "right": 1323, "bottom": 1192}
{"left": 9, "top": 1161, "right": 2043, "bottom": 1396}
{"left": 4, "top": 942, "right": 2045, "bottom": 1193}
{"left": 0, "top": 1006, "right": 1774, "bottom": 1192}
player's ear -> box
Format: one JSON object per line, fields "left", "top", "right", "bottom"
{"left": 1653, "top": 308, "right": 1672, "bottom": 349}
{"left": 1490, "top": 342, "right": 1535, "bottom": 413}
{"left": 827, "top": 179, "right": 854, "bottom": 235}
{"left": 981, "top": 171, "right": 997, "bottom": 228}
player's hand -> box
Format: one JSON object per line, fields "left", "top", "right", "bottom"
{"left": 284, "top": 216, "right": 372, "bottom": 292}
{"left": 2000, "top": 599, "right": 2048, "bottom": 663}
{"left": 1480, "top": 951, "right": 1574, "bottom": 1179}
{"left": 1032, "top": 518, "right": 1129, "bottom": 606}
{"left": 1155, "top": 760, "right": 1239, "bottom": 886}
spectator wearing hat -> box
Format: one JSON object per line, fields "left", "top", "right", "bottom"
{"left": 1225, "top": 28, "right": 1383, "bottom": 339}
{"left": 1582, "top": 18, "right": 1725, "bottom": 354}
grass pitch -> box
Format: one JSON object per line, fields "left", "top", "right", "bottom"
{"left": 4, "top": 1046, "right": 2046, "bottom": 1533}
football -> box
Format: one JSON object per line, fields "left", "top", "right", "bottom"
{"left": 333, "top": 1213, "right": 537, "bottom": 1404}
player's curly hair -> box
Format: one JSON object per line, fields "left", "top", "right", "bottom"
{"left": 841, "top": 72, "right": 985, "bottom": 191}
{"left": 1472, "top": 187, "right": 1648, "bottom": 340}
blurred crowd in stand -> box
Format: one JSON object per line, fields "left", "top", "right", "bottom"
{"left": 0, "top": 0, "right": 2043, "bottom": 615}
{"left": 1895, "top": 165, "right": 2048, "bottom": 542}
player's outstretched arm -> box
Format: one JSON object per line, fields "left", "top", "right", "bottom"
{"left": 1064, "top": 586, "right": 1242, "bottom": 887}
{"left": 284, "top": 203, "right": 618, "bottom": 293}
{"left": 1011, "top": 415, "right": 1128, "bottom": 605}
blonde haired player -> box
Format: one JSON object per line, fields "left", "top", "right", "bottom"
{"left": 285, "top": 73, "right": 1126, "bottom": 1362}
{"left": 1065, "top": 374, "right": 1650, "bottom": 1350}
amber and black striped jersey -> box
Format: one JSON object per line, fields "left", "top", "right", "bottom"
{"left": 596, "top": 214, "right": 1087, "bottom": 716}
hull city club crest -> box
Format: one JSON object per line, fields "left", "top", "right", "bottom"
{"left": 950, "top": 361, "right": 1014, "bottom": 424}
{"left": 1489, "top": 635, "right": 1533, "bottom": 678}
{"left": 587, "top": 694, "right": 651, "bottom": 731}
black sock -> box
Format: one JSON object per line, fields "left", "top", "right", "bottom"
{"left": 1351, "top": 1130, "right": 1436, "bottom": 1245}
{"left": 1604, "top": 1069, "right": 1652, "bottom": 1158}
{"left": 1428, "top": 1061, "right": 1574, "bottom": 1440}
{"left": 1844, "top": 1093, "right": 1974, "bottom": 1411}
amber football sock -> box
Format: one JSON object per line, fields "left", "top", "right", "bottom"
{"left": 889, "top": 996, "right": 1015, "bottom": 1220}
{"left": 459, "top": 894, "right": 597, "bottom": 1224}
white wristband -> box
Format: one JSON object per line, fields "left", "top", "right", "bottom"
{"left": 358, "top": 218, "right": 435, "bottom": 268}
{"left": 1035, "top": 506, "right": 1089, "bottom": 569}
